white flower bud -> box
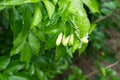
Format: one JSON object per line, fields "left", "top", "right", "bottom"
{"left": 69, "top": 34, "right": 74, "bottom": 45}
{"left": 62, "top": 35, "right": 70, "bottom": 46}
{"left": 80, "top": 37, "right": 88, "bottom": 43}
{"left": 56, "top": 32, "right": 63, "bottom": 46}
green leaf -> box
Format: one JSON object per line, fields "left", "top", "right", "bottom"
{"left": 0, "top": 0, "right": 40, "bottom": 6}
{"left": 11, "top": 7, "right": 22, "bottom": 38}
{"left": 9, "top": 75, "right": 27, "bottom": 80}
{"left": 88, "top": 24, "right": 97, "bottom": 34}
{"left": 72, "top": 37, "right": 80, "bottom": 53}
{"left": 31, "top": 5, "right": 42, "bottom": 29}
{"left": 29, "top": 64, "right": 35, "bottom": 75}
{"left": 36, "top": 67, "right": 47, "bottom": 80}
{"left": 66, "top": 47, "right": 73, "bottom": 57}
{"left": 55, "top": 46, "right": 66, "bottom": 60}
{"left": 4, "top": 61, "right": 25, "bottom": 75}
{"left": 102, "top": 1, "right": 117, "bottom": 10}
{"left": 69, "top": 0, "right": 90, "bottom": 38}
{"left": 9, "top": 72, "right": 33, "bottom": 80}
{"left": 0, "top": 73, "right": 9, "bottom": 80}
{"left": 0, "top": 5, "right": 7, "bottom": 11}
{"left": 10, "top": 33, "right": 25, "bottom": 56}
{"left": 45, "top": 34, "right": 58, "bottom": 49}
{"left": 43, "top": 0, "right": 55, "bottom": 19}
{"left": 78, "top": 43, "right": 88, "bottom": 55}
{"left": 0, "top": 56, "right": 10, "bottom": 71}
{"left": 21, "top": 5, "right": 32, "bottom": 39}
{"left": 32, "top": 29, "right": 45, "bottom": 42}
{"left": 82, "top": 0, "right": 99, "bottom": 13}
{"left": 20, "top": 42, "right": 32, "bottom": 63}
{"left": 52, "top": 0, "right": 58, "bottom": 5}
{"left": 28, "top": 33, "right": 40, "bottom": 56}
{"left": 44, "top": 18, "right": 62, "bottom": 34}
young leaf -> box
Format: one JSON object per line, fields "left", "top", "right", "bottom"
{"left": 0, "top": 56, "right": 10, "bottom": 71}
{"left": 43, "top": 0, "right": 55, "bottom": 19}
{"left": 31, "top": 5, "right": 42, "bottom": 29}
{"left": 52, "top": 0, "right": 58, "bottom": 5}
{"left": 81, "top": 0, "right": 99, "bottom": 13}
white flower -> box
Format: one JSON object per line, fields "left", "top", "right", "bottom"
{"left": 69, "top": 34, "right": 74, "bottom": 45}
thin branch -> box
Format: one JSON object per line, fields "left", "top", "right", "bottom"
{"left": 86, "top": 60, "right": 120, "bottom": 78}
{"left": 93, "top": 13, "right": 112, "bottom": 24}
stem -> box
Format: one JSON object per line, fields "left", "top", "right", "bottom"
{"left": 86, "top": 60, "right": 120, "bottom": 78}
{"left": 93, "top": 13, "right": 112, "bottom": 24}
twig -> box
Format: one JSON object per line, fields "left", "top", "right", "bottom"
{"left": 86, "top": 60, "right": 120, "bottom": 78}
{"left": 93, "top": 13, "right": 112, "bottom": 24}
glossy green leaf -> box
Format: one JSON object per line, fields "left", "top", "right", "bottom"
{"left": 43, "top": 0, "right": 55, "bottom": 19}
{"left": 20, "top": 42, "right": 32, "bottom": 63}
{"left": 45, "top": 24, "right": 61, "bottom": 34}
{"left": 4, "top": 61, "right": 25, "bottom": 75}
{"left": 45, "top": 34, "right": 58, "bottom": 49}
{"left": 44, "top": 18, "right": 62, "bottom": 34}
{"left": 69, "top": 0, "right": 90, "bottom": 38}
{"left": 11, "top": 7, "right": 22, "bottom": 38}
{"left": 21, "top": 6, "right": 32, "bottom": 39}
{"left": 55, "top": 46, "right": 66, "bottom": 60}
{"left": 0, "top": 56, "right": 10, "bottom": 71}
{"left": 28, "top": 33, "right": 40, "bottom": 56}
{"left": 82, "top": 0, "right": 99, "bottom": 13}
{"left": 31, "top": 5, "right": 42, "bottom": 29}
